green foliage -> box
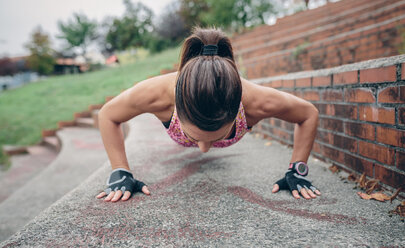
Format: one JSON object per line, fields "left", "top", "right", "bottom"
{"left": 178, "top": 0, "right": 210, "bottom": 31}
{"left": 25, "top": 27, "right": 55, "bottom": 75}
{"left": 105, "top": 0, "right": 153, "bottom": 51}
{"left": 179, "top": 0, "right": 275, "bottom": 32}
{"left": 57, "top": 13, "right": 98, "bottom": 56}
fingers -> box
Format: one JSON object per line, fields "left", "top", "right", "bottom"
{"left": 104, "top": 191, "right": 115, "bottom": 202}
{"left": 96, "top": 192, "right": 106, "bottom": 199}
{"left": 292, "top": 190, "right": 301, "bottom": 199}
{"left": 314, "top": 189, "right": 322, "bottom": 195}
{"left": 272, "top": 184, "right": 280, "bottom": 193}
{"left": 306, "top": 189, "right": 318, "bottom": 198}
{"left": 142, "top": 185, "right": 151, "bottom": 195}
{"left": 300, "top": 188, "right": 311, "bottom": 199}
{"left": 111, "top": 190, "right": 123, "bottom": 202}
{"left": 121, "top": 191, "right": 132, "bottom": 201}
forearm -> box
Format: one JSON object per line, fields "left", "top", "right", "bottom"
{"left": 290, "top": 107, "right": 319, "bottom": 163}
{"left": 98, "top": 110, "right": 130, "bottom": 171}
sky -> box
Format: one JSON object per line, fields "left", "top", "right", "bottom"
{"left": 0, "top": 0, "right": 173, "bottom": 57}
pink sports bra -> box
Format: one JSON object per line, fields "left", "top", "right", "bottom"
{"left": 164, "top": 102, "right": 252, "bottom": 148}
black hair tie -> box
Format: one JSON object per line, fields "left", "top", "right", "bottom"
{"left": 202, "top": 45, "right": 218, "bottom": 56}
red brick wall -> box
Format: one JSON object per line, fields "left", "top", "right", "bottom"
{"left": 252, "top": 61, "right": 405, "bottom": 190}
{"left": 232, "top": 0, "right": 405, "bottom": 79}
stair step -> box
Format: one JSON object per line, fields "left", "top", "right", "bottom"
{"left": 42, "top": 136, "right": 61, "bottom": 152}
{"left": 0, "top": 145, "right": 57, "bottom": 204}
{"left": 92, "top": 109, "right": 100, "bottom": 128}
{"left": 2, "top": 145, "right": 27, "bottom": 156}
{"left": 75, "top": 117, "right": 95, "bottom": 128}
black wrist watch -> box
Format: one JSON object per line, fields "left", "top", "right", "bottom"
{"left": 288, "top": 161, "right": 309, "bottom": 176}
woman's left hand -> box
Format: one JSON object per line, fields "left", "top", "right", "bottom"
{"left": 272, "top": 171, "right": 321, "bottom": 199}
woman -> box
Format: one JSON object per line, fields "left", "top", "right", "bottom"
{"left": 96, "top": 27, "right": 320, "bottom": 203}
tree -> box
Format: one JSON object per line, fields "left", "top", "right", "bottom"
{"left": 105, "top": 0, "right": 154, "bottom": 51}
{"left": 155, "top": 1, "right": 188, "bottom": 43}
{"left": 201, "top": 0, "right": 276, "bottom": 32}
{"left": 57, "top": 13, "right": 98, "bottom": 57}
{"left": 25, "top": 27, "right": 55, "bottom": 75}
{"left": 178, "top": 0, "right": 209, "bottom": 31}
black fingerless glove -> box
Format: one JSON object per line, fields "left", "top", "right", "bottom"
{"left": 104, "top": 168, "right": 146, "bottom": 195}
{"left": 275, "top": 162, "right": 318, "bottom": 193}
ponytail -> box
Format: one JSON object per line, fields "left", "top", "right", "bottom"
{"left": 175, "top": 27, "right": 242, "bottom": 131}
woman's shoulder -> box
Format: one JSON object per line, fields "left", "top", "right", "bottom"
{"left": 124, "top": 71, "right": 177, "bottom": 114}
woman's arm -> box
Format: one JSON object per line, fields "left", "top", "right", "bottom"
{"left": 242, "top": 79, "right": 320, "bottom": 199}
{"left": 97, "top": 74, "right": 175, "bottom": 201}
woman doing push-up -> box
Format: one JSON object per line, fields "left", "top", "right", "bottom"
{"left": 96, "top": 27, "right": 321, "bottom": 202}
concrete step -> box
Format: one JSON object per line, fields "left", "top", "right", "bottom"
{"left": 0, "top": 145, "right": 57, "bottom": 204}
{"left": 0, "top": 127, "right": 108, "bottom": 242}
{"left": 75, "top": 117, "right": 95, "bottom": 128}
{"left": 41, "top": 136, "right": 61, "bottom": 152}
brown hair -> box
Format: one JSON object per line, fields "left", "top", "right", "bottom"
{"left": 175, "top": 27, "right": 242, "bottom": 131}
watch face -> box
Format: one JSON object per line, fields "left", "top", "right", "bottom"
{"left": 296, "top": 162, "right": 308, "bottom": 175}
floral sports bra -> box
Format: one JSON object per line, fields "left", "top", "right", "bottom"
{"left": 163, "top": 102, "right": 252, "bottom": 148}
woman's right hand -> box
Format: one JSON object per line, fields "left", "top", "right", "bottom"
{"left": 96, "top": 168, "right": 150, "bottom": 202}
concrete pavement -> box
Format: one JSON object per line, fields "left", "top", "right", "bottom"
{"left": 1, "top": 114, "right": 404, "bottom": 247}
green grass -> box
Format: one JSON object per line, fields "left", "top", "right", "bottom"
{"left": 0, "top": 46, "right": 181, "bottom": 167}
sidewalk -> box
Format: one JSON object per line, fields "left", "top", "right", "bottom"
{"left": 1, "top": 114, "right": 404, "bottom": 247}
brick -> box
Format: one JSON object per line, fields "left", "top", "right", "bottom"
{"left": 378, "top": 86, "right": 405, "bottom": 103}
{"left": 300, "top": 91, "right": 320, "bottom": 101}
{"left": 360, "top": 66, "right": 397, "bottom": 84}
{"left": 358, "top": 140, "right": 395, "bottom": 165}
{"left": 41, "top": 129, "right": 57, "bottom": 138}
{"left": 312, "top": 141, "right": 322, "bottom": 155}
{"left": 399, "top": 108, "right": 405, "bottom": 125}
{"left": 88, "top": 104, "right": 104, "bottom": 111}
{"left": 282, "top": 79, "right": 294, "bottom": 88}
{"left": 321, "top": 117, "right": 343, "bottom": 132}
{"left": 344, "top": 153, "right": 374, "bottom": 177}
{"left": 374, "top": 164, "right": 405, "bottom": 189}
{"left": 359, "top": 106, "right": 395, "bottom": 125}
{"left": 397, "top": 151, "right": 405, "bottom": 171}
{"left": 333, "top": 71, "right": 358, "bottom": 85}
{"left": 333, "top": 134, "right": 357, "bottom": 153}
{"left": 316, "top": 130, "right": 332, "bottom": 144}
{"left": 322, "top": 90, "right": 344, "bottom": 102}
{"left": 344, "top": 88, "right": 376, "bottom": 103}
{"left": 327, "top": 104, "right": 357, "bottom": 120}
{"left": 323, "top": 145, "right": 344, "bottom": 164}
{"left": 402, "top": 63, "right": 405, "bottom": 80}
{"left": 376, "top": 126, "right": 405, "bottom": 148}
{"left": 272, "top": 80, "right": 282, "bottom": 88}
{"left": 345, "top": 122, "right": 375, "bottom": 140}
{"left": 296, "top": 78, "right": 311, "bottom": 88}
{"left": 314, "top": 103, "right": 327, "bottom": 115}
{"left": 58, "top": 120, "right": 76, "bottom": 129}
{"left": 313, "top": 76, "right": 331, "bottom": 87}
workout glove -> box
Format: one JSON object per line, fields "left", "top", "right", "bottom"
{"left": 105, "top": 168, "right": 146, "bottom": 195}
{"left": 275, "top": 170, "right": 318, "bottom": 194}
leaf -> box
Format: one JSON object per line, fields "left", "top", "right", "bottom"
{"left": 369, "top": 192, "right": 391, "bottom": 202}
{"left": 329, "top": 165, "right": 338, "bottom": 173}
{"left": 264, "top": 141, "right": 272, "bottom": 146}
{"left": 389, "top": 200, "right": 405, "bottom": 217}
{"left": 357, "top": 192, "right": 372, "bottom": 200}
{"left": 357, "top": 191, "right": 391, "bottom": 202}
{"left": 358, "top": 173, "right": 366, "bottom": 188}
{"left": 365, "top": 180, "right": 380, "bottom": 194}
{"left": 389, "top": 188, "right": 402, "bottom": 203}
{"left": 347, "top": 173, "right": 357, "bottom": 181}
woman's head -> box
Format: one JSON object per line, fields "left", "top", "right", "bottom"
{"left": 175, "top": 27, "right": 242, "bottom": 132}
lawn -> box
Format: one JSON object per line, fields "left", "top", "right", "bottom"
{"left": 0, "top": 46, "right": 181, "bottom": 167}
